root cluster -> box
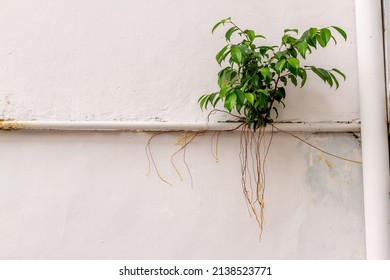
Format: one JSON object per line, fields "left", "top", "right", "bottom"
{"left": 239, "top": 125, "right": 274, "bottom": 238}
{"left": 145, "top": 112, "right": 361, "bottom": 239}
{"left": 145, "top": 124, "right": 274, "bottom": 238}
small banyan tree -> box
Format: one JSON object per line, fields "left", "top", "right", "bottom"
{"left": 198, "top": 18, "right": 347, "bottom": 236}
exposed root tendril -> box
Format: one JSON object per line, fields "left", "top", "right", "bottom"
{"left": 271, "top": 124, "right": 362, "bottom": 164}
{"left": 146, "top": 131, "right": 202, "bottom": 188}
{"left": 211, "top": 131, "right": 222, "bottom": 162}
{"left": 171, "top": 131, "right": 202, "bottom": 188}
{"left": 239, "top": 125, "right": 274, "bottom": 240}
{"left": 145, "top": 132, "right": 172, "bottom": 186}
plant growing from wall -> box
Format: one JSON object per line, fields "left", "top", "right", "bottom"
{"left": 198, "top": 18, "right": 347, "bottom": 236}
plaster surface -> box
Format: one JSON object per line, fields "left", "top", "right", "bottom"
{"left": 0, "top": 131, "right": 365, "bottom": 259}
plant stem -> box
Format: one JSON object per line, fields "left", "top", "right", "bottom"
{"left": 229, "top": 20, "right": 251, "bottom": 41}
{"left": 267, "top": 74, "right": 280, "bottom": 116}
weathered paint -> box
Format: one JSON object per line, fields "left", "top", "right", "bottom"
{"left": 0, "top": 120, "right": 362, "bottom": 132}
{"left": 299, "top": 133, "right": 365, "bottom": 258}
{"left": 0, "top": 120, "right": 25, "bottom": 131}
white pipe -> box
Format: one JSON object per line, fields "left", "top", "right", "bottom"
{"left": 355, "top": 0, "right": 390, "bottom": 259}
{"left": 0, "top": 120, "right": 360, "bottom": 132}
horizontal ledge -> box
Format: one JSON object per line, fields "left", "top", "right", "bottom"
{"left": 0, "top": 120, "right": 361, "bottom": 133}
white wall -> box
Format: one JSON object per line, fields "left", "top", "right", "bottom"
{"left": 0, "top": 131, "right": 364, "bottom": 259}
{"left": 0, "top": 0, "right": 365, "bottom": 259}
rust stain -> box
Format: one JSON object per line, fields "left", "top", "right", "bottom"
{"left": 317, "top": 154, "right": 333, "bottom": 170}
{"left": 0, "top": 120, "right": 25, "bottom": 131}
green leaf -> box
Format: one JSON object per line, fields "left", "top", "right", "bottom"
{"left": 330, "top": 35, "right": 337, "bottom": 45}
{"left": 329, "top": 72, "right": 340, "bottom": 89}
{"left": 259, "top": 46, "right": 274, "bottom": 56}
{"left": 260, "top": 67, "right": 270, "bottom": 80}
{"left": 230, "top": 71, "right": 238, "bottom": 82}
{"left": 299, "top": 69, "right": 307, "bottom": 87}
{"left": 300, "top": 30, "right": 310, "bottom": 40}
{"left": 225, "top": 27, "right": 238, "bottom": 41}
{"left": 287, "top": 57, "right": 300, "bottom": 69}
{"left": 276, "top": 87, "right": 286, "bottom": 100}
{"left": 212, "top": 21, "right": 222, "bottom": 34}
{"left": 320, "top": 28, "right": 331, "bottom": 46}
{"left": 216, "top": 45, "right": 229, "bottom": 65}
{"left": 245, "top": 93, "right": 255, "bottom": 105}
{"left": 272, "top": 107, "right": 279, "bottom": 118}
{"left": 326, "top": 73, "right": 333, "bottom": 87}
{"left": 280, "top": 76, "right": 288, "bottom": 86}
{"left": 275, "top": 59, "right": 286, "bottom": 73}
{"left": 198, "top": 94, "right": 204, "bottom": 103}
{"left": 219, "top": 83, "right": 230, "bottom": 98}
{"left": 306, "top": 36, "right": 317, "bottom": 48}
{"left": 289, "top": 75, "right": 298, "bottom": 86}
{"left": 235, "top": 89, "right": 245, "bottom": 107}
{"left": 220, "top": 49, "right": 231, "bottom": 64}
{"left": 254, "top": 91, "right": 268, "bottom": 109}
{"left": 274, "top": 51, "right": 286, "bottom": 60}
{"left": 221, "top": 17, "right": 231, "bottom": 24}
{"left": 315, "top": 71, "right": 326, "bottom": 83}
{"left": 205, "top": 92, "right": 217, "bottom": 109}
{"left": 309, "top": 28, "right": 318, "bottom": 38}
{"left": 198, "top": 94, "right": 205, "bottom": 105}
{"left": 213, "top": 96, "right": 221, "bottom": 107}
{"left": 231, "top": 46, "right": 243, "bottom": 64}
{"left": 224, "top": 92, "right": 237, "bottom": 112}
{"left": 255, "top": 34, "right": 266, "bottom": 39}
{"left": 331, "top": 26, "right": 347, "bottom": 41}
{"left": 244, "top": 29, "right": 256, "bottom": 42}
{"left": 311, "top": 66, "right": 324, "bottom": 82}
{"left": 217, "top": 67, "right": 232, "bottom": 87}
{"left": 296, "top": 41, "right": 308, "bottom": 58}
{"left": 282, "top": 35, "right": 297, "bottom": 45}
{"left": 284, "top": 28, "right": 298, "bottom": 34}
{"left": 257, "top": 89, "right": 269, "bottom": 96}
{"left": 316, "top": 34, "right": 326, "bottom": 48}
{"left": 312, "top": 67, "right": 331, "bottom": 83}
{"left": 238, "top": 44, "right": 251, "bottom": 55}
{"left": 332, "top": 68, "right": 346, "bottom": 80}
{"left": 288, "top": 47, "right": 298, "bottom": 58}
{"left": 251, "top": 75, "right": 260, "bottom": 87}
{"left": 240, "top": 78, "right": 251, "bottom": 91}
{"left": 199, "top": 95, "right": 208, "bottom": 109}
{"left": 317, "top": 68, "right": 331, "bottom": 81}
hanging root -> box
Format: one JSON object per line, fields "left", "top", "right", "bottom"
{"left": 205, "top": 109, "right": 272, "bottom": 237}
{"left": 145, "top": 132, "right": 172, "bottom": 186}
{"left": 211, "top": 131, "right": 222, "bottom": 162}
{"left": 171, "top": 131, "right": 202, "bottom": 188}
{"left": 239, "top": 125, "right": 274, "bottom": 240}
{"left": 271, "top": 124, "right": 362, "bottom": 164}
{"left": 144, "top": 109, "right": 244, "bottom": 189}
{"left": 145, "top": 129, "right": 204, "bottom": 187}
{"left": 145, "top": 112, "right": 361, "bottom": 241}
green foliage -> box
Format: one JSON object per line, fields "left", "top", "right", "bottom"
{"left": 199, "top": 18, "right": 347, "bottom": 131}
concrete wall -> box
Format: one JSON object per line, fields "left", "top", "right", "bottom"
{"left": 0, "top": 0, "right": 365, "bottom": 259}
